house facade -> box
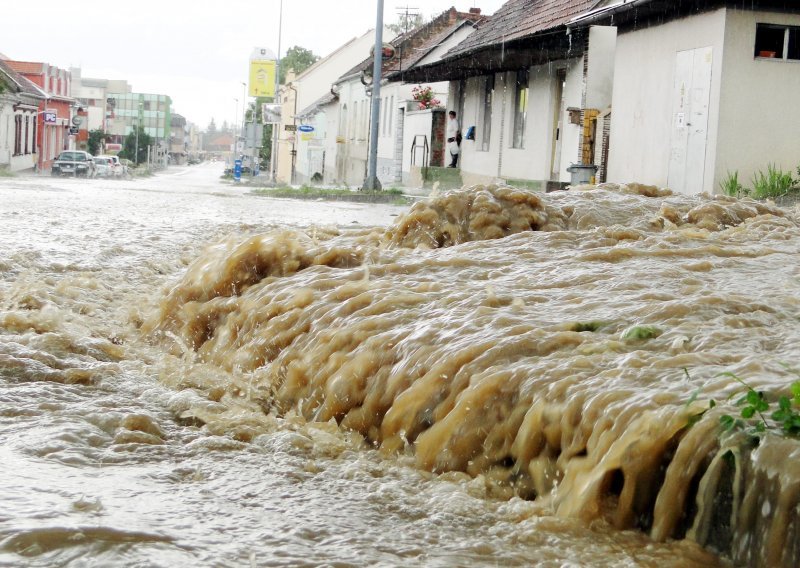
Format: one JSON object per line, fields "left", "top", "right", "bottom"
{"left": 604, "top": 3, "right": 800, "bottom": 194}
{"left": 70, "top": 68, "right": 132, "bottom": 150}
{"left": 4, "top": 60, "right": 75, "bottom": 171}
{"left": 403, "top": 0, "right": 800, "bottom": 195}
{"left": 276, "top": 29, "right": 387, "bottom": 185}
{"left": 0, "top": 59, "right": 45, "bottom": 172}
{"left": 320, "top": 7, "right": 485, "bottom": 188}
{"left": 402, "top": 0, "right": 602, "bottom": 190}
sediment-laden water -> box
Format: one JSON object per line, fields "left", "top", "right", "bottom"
{"left": 2, "top": 168, "right": 798, "bottom": 566}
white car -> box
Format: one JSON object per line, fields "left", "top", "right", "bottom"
{"left": 97, "top": 155, "right": 125, "bottom": 177}
{"left": 93, "top": 156, "right": 114, "bottom": 177}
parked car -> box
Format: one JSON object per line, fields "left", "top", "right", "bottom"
{"left": 51, "top": 151, "right": 96, "bottom": 177}
{"left": 98, "top": 155, "right": 126, "bottom": 177}
{"left": 93, "top": 156, "right": 114, "bottom": 177}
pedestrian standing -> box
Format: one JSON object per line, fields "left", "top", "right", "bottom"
{"left": 447, "top": 110, "right": 460, "bottom": 168}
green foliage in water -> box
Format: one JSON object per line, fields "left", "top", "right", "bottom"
{"left": 686, "top": 369, "right": 800, "bottom": 440}
{"left": 717, "top": 372, "right": 800, "bottom": 438}
{"left": 622, "top": 326, "right": 661, "bottom": 340}
{"left": 570, "top": 321, "right": 605, "bottom": 332}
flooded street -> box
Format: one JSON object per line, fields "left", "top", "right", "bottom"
{"left": 2, "top": 164, "right": 798, "bottom": 566}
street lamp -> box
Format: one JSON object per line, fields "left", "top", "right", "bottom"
{"left": 270, "top": 0, "right": 283, "bottom": 182}
{"left": 362, "top": 0, "right": 385, "bottom": 191}
{"left": 233, "top": 97, "right": 239, "bottom": 142}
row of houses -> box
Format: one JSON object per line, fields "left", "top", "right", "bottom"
{"left": 0, "top": 54, "right": 200, "bottom": 172}
{"left": 274, "top": 0, "right": 800, "bottom": 195}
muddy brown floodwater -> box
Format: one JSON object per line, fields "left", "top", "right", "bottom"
{"left": 1, "top": 165, "right": 798, "bottom": 566}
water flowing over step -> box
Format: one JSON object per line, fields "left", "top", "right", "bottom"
{"left": 146, "top": 183, "right": 800, "bottom": 566}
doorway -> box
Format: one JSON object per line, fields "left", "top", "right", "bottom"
{"left": 667, "top": 47, "right": 713, "bottom": 194}
{"left": 550, "top": 69, "right": 566, "bottom": 180}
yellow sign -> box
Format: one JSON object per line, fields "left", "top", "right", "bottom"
{"left": 249, "top": 60, "right": 276, "bottom": 98}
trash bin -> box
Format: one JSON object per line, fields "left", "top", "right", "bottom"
{"left": 567, "top": 163, "right": 599, "bottom": 186}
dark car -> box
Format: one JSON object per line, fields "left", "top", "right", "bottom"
{"left": 52, "top": 151, "right": 97, "bottom": 177}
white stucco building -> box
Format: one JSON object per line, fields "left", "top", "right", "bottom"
{"left": 314, "top": 7, "right": 485, "bottom": 188}
{"left": 404, "top": 0, "right": 800, "bottom": 195}
{"left": 606, "top": 4, "right": 800, "bottom": 194}
{"left": 0, "top": 59, "right": 45, "bottom": 172}
{"left": 276, "top": 29, "right": 385, "bottom": 185}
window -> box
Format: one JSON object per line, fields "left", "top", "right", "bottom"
{"left": 381, "top": 97, "right": 387, "bottom": 137}
{"left": 388, "top": 95, "right": 394, "bottom": 136}
{"left": 755, "top": 23, "right": 800, "bottom": 60}
{"left": 480, "top": 75, "right": 494, "bottom": 152}
{"left": 512, "top": 69, "right": 529, "bottom": 149}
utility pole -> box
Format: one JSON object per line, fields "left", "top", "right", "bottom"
{"left": 362, "top": 0, "right": 384, "bottom": 191}
{"left": 269, "top": 0, "right": 283, "bottom": 183}
{"left": 240, "top": 81, "right": 246, "bottom": 166}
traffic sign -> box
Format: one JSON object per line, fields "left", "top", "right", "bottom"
{"left": 284, "top": 124, "right": 297, "bottom": 132}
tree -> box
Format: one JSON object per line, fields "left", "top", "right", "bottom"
{"left": 206, "top": 118, "right": 217, "bottom": 136}
{"left": 87, "top": 129, "right": 109, "bottom": 156}
{"left": 279, "top": 46, "right": 319, "bottom": 84}
{"left": 387, "top": 12, "right": 424, "bottom": 35}
{"left": 119, "top": 126, "right": 152, "bottom": 165}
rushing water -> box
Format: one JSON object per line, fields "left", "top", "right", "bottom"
{"left": 1, "top": 165, "right": 797, "bottom": 566}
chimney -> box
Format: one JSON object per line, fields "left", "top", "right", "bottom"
{"left": 469, "top": 8, "right": 481, "bottom": 14}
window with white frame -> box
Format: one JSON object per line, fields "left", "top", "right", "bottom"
{"left": 755, "top": 23, "right": 800, "bottom": 60}
{"left": 480, "top": 75, "right": 494, "bottom": 152}
{"left": 512, "top": 69, "right": 529, "bottom": 149}
{"left": 382, "top": 97, "right": 388, "bottom": 137}
{"left": 388, "top": 96, "right": 394, "bottom": 136}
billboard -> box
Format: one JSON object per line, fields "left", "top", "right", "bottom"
{"left": 249, "top": 60, "right": 276, "bottom": 98}
{"left": 262, "top": 103, "right": 281, "bottom": 125}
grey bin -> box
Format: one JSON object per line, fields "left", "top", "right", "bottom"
{"left": 566, "top": 163, "right": 598, "bottom": 186}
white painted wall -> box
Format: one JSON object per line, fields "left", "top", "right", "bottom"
{"left": 586, "top": 26, "right": 618, "bottom": 110}
{"left": 716, "top": 9, "right": 800, "bottom": 190}
{"left": 0, "top": 100, "right": 38, "bottom": 172}
{"left": 402, "top": 108, "right": 434, "bottom": 175}
{"left": 0, "top": 98, "right": 13, "bottom": 168}
{"left": 453, "top": 55, "right": 584, "bottom": 187}
{"left": 294, "top": 30, "right": 384, "bottom": 114}
{"left": 607, "top": 9, "right": 726, "bottom": 192}
{"left": 559, "top": 57, "right": 585, "bottom": 180}
{"left": 456, "top": 73, "right": 502, "bottom": 184}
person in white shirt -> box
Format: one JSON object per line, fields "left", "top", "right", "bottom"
{"left": 446, "top": 110, "right": 460, "bottom": 168}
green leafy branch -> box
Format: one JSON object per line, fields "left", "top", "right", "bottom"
{"left": 685, "top": 369, "right": 800, "bottom": 439}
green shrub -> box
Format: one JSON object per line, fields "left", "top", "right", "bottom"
{"left": 720, "top": 170, "right": 746, "bottom": 198}
{"left": 751, "top": 164, "right": 796, "bottom": 199}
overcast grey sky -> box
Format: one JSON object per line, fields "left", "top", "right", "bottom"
{"left": 1, "top": 0, "right": 506, "bottom": 129}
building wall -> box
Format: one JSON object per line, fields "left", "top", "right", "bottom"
{"left": 607, "top": 9, "right": 726, "bottom": 192}
{"left": 0, "top": 97, "right": 38, "bottom": 172}
{"left": 295, "top": 30, "right": 383, "bottom": 114}
{"left": 402, "top": 108, "right": 434, "bottom": 177}
{"left": 453, "top": 57, "right": 584, "bottom": 188}
{"left": 716, "top": 9, "right": 800, "bottom": 190}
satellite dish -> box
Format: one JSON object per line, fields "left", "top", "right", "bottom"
{"left": 369, "top": 43, "right": 396, "bottom": 61}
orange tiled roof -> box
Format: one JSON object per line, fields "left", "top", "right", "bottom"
{"left": 5, "top": 60, "right": 45, "bottom": 75}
